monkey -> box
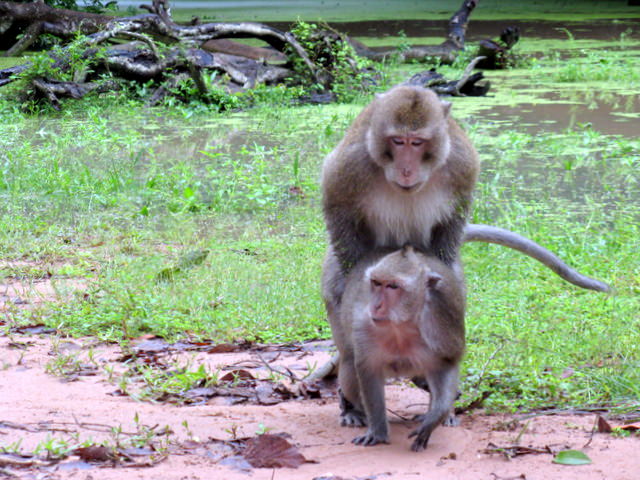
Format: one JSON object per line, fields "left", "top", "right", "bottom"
{"left": 321, "top": 85, "right": 610, "bottom": 320}
{"left": 317, "top": 223, "right": 610, "bottom": 425}
{"left": 319, "top": 85, "right": 610, "bottom": 443}
{"left": 321, "top": 85, "right": 476, "bottom": 281}
{"left": 330, "top": 245, "right": 465, "bottom": 451}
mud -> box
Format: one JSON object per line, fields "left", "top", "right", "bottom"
{"left": 1, "top": 334, "right": 638, "bottom": 480}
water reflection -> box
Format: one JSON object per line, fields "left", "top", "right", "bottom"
{"left": 477, "top": 92, "right": 640, "bottom": 137}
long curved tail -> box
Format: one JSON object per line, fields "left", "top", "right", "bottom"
{"left": 463, "top": 223, "right": 611, "bottom": 293}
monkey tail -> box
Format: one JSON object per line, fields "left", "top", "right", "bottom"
{"left": 463, "top": 223, "right": 611, "bottom": 293}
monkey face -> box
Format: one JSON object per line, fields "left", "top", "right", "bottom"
{"left": 382, "top": 134, "right": 446, "bottom": 191}
{"left": 364, "top": 86, "right": 453, "bottom": 193}
{"left": 367, "top": 273, "right": 425, "bottom": 324}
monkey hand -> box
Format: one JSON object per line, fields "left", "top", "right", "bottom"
{"left": 352, "top": 429, "right": 389, "bottom": 447}
{"left": 408, "top": 426, "right": 433, "bottom": 452}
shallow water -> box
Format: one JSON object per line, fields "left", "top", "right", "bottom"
{"left": 478, "top": 92, "right": 640, "bottom": 137}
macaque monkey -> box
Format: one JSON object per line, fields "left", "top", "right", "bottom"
{"left": 318, "top": 85, "right": 610, "bottom": 446}
{"left": 322, "top": 85, "right": 476, "bottom": 278}
{"left": 321, "top": 85, "right": 610, "bottom": 318}
{"left": 332, "top": 246, "right": 465, "bottom": 451}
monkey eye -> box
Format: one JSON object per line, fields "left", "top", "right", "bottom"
{"left": 390, "top": 137, "right": 404, "bottom": 146}
{"left": 371, "top": 279, "right": 382, "bottom": 288}
{"left": 387, "top": 283, "right": 399, "bottom": 290}
{"left": 410, "top": 139, "right": 425, "bottom": 146}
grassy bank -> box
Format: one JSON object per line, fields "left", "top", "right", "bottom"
{"left": 1, "top": 28, "right": 638, "bottom": 412}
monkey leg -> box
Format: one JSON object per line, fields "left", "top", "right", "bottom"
{"left": 411, "top": 375, "right": 460, "bottom": 427}
{"left": 409, "top": 365, "right": 459, "bottom": 451}
{"left": 338, "top": 356, "right": 367, "bottom": 427}
{"left": 352, "top": 365, "right": 389, "bottom": 446}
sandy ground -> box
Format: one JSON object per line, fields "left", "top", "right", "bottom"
{"left": 1, "top": 332, "right": 638, "bottom": 480}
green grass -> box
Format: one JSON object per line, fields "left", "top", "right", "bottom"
{"left": 1, "top": 26, "right": 639, "bottom": 413}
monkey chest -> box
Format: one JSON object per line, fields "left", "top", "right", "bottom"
{"left": 360, "top": 184, "right": 453, "bottom": 248}
{"left": 370, "top": 324, "right": 433, "bottom": 376}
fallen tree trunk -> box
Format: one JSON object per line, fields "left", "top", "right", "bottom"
{"left": 0, "top": 0, "right": 491, "bottom": 108}
{"left": 0, "top": 1, "right": 112, "bottom": 55}
{"left": 350, "top": 0, "right": 478, "bottom": 64}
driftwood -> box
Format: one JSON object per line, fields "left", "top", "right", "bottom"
{"left": 405, "top": 56, "right": 490, "bottom": 96}
{"left": 349, "top": 0, "right": 478, "bottom": 64}
{"left": 0, "top": 0, "right": 322, "bottom": 107}
{"left": 0, "top": 1, "right": 112, "bottom": 55}
{"left": 0, "top": 0, "right": 492, "bottom": 107}
{"left": 476, "top": 26, "right": 521, "bottom": 69}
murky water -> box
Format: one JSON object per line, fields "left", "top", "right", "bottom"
{"left": 478, "top": 92, "right": 640, "bottom": 137}
{"left": 92, "top": 6, "right": 640, "bottom": 214}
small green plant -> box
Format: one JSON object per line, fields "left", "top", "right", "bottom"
{"left": 255, "top": 423, "right": 273, "bottom": 435}
{"left": 557, "top": 27, "right": 575, "bottom": 42}
{"left": 20, "top": 33, "right": 107, "bottom": 84}
{"left": 33, "top": 435, "right": 73, "bottom": 460}
{"left": 396, "top": 30, "right": 412, "bottom": 54}
{"left": 288, "top": 20, "right": 377, "bottom": 102}
{"left": 225, "top": 424, "right": 241, "bottom": 440}
{"left": 41, "top": 0, "right": 117, "bottom": 13}
{"left": 0, "top": 438, "right": 23, "bottom": 454}
{"left": 611, "top": 427, "right": 632, "bottom": 438}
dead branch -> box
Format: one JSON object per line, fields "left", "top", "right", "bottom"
{"left": 0, "top": 0, "right": 492, "bottom": 107}
{"left": 351, "top": 0, "right": 479, "bottom": 64}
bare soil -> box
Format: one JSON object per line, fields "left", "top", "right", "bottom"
{"left": 1, "top": 331, "right": 638, "bottom": 480}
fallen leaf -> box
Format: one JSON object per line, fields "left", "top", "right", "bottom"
{"left": 552, "top": 449, "right": 592, "bottom": 465}
{"left": 597, "top": 415, "right": 612, "bottom": 433}
{"left": 242, "top": 434, "right": 308, "bottom": 468}
{"left": 73, "top": 446, "right": 114, "bottom": 462}
{"left": 206, "top": 343, "right": 242, "bottom": 353}
{"left": 132, "top": 338, "right": 171, "bottom": 354}
{"left": 220, "top": 370, "right": 255, "bottom": 383}
{"left": 10, "top": 324, "right": 57, "bottom": 335}
{"left": 619, "top": 422, "right": 640, "bottom": 431}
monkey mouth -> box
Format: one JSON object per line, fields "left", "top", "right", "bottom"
{"left": 371, "top": 317, "right": 391, "bottom": 325}
{"left": 394, "top": 182, "right": 423, "bottom": 193}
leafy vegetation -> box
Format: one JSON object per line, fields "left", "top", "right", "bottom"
{"left": 288, "top": 21, "right": 378, "bottom": 101}
{"left": 1, "top": 22, "right": 638, "bottom": 415}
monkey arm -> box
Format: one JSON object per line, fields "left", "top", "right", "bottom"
{"left": 352, "top": 362, "right": 389, "bottom": 446}
{"left": 409, "top": 364, "right": 460, "bottom": 451}
{"left": 429, "top": 209, "right": 467, "bottom": 266}
{"left": 325, "top": 213, "right": 373, "bottom": 272}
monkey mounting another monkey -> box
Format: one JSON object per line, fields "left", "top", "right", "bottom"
{"left": 321, "top": 84, "right": 610, "bottom": 321}
{"left": 331, "top": 246, "right": 465, "bottom": 451}
{"left": 317, "top": 85, "right": 611, "bottom": 449}
{"left": 322, "top": 85, "right": 476, "bottom": 280}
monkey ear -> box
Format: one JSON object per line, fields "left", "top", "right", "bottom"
{"left": 426, "top": 272, "right": 442, "bottom": 290}
{"left": 441, "top": 100, "right": 452, "bottom": 116}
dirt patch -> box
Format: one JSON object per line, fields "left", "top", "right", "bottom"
{"left": 0, "top": 260, "right": 87, "bottom": 311}
{"left": 1, "top": 334, "right": 638, "bottom": 479}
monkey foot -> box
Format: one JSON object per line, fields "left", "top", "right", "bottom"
{"left": 412, "top": 412, "right": 459, "bottom": 427}
{"left": 340, "top": 411, "right": 367, "bottom": 427}
{"left": 442, "top": 414, "right": 460, "bottom": 427}
{"left": 352, "top": 431, "right": 389, "bottom": 447}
